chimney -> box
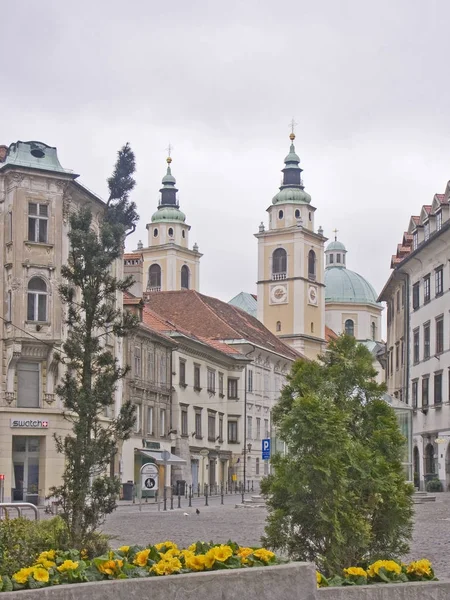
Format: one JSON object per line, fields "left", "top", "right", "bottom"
{"left": 124, "top": 253, "right": 143, "bottom": 298}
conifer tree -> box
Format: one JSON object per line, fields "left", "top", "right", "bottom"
{"left": 262, "top": 336, "right": 414, "bottom": 575}
{"left": 50, "top": 144, "right": 139, "bottom": 547}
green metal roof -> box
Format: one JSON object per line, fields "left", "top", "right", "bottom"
{"left": 272, "top": 187, "right": 311, "bottom": 205}
{"left": 228, "top": 292, "right": 258, "bottom": 318}
{"left": 151, "top": 206, "right": 186, "bottom": 223}
{"left": 325, "top": 266, "right": 381, "bottom": 306}
{"left": 0, "top": 141, "right": 75, "bottom": 176}
{"left": 326, "top": 240, "right": 346, "bottom": 252}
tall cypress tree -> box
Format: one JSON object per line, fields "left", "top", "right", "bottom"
{"left": 50, "top": 144, "right": 139, "bottom": 547}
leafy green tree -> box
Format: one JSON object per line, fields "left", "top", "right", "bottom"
{"left": 50, "top": 144, "right": 139, "bottom": 548}
{"left": 262, "top": 336, "right": 414, "bottom": 575}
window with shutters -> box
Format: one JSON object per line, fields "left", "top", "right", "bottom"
{"left": 28, "top": 203, "right": 48, "bottom": 243}
{"left": 436, "top": 316, "right": 444, "bottom": 355}
{"left": 208, "top": 413, "right": 216, "bottom": 441}
{"left": 412, "top": 282, "right": 420, "bottom": 309}
{"left": 207, "top": 369, "right": 216, "bottom": 393}
{"left": 422, "top": 377, "right": 429, "bottom": 407}
{"left": 27, "top": 277, "right": 47, "bottom": 322}
{"left": 423, "top": 322, "right": 430, "bottom": 360}
{"left": 17, "top": 362, "right": 40, "bottom": 408}
{"left": 434, "top": 373, "right": 443, "bottom": 405}
{"left": 194, "top": 364, "right": 201, "bottom": 390}
{"left": 424, "top": 274, "right": 431, "bottom": 303}
{"left": 179, "top": 359, "right": 186, "bottom": 386}
{"left": 413, "top": 329, "right": 420, "bottom": 364}
{"left": 436, "top": 266, "right": 444, "bottom": 296}
{"left": 181, "top": 406, "right": 188, "bottom": 437}
{"left": 195, "top": 411, "right": 202, "bottom": 438}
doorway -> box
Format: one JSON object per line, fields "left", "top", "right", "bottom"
{"left": 12, "top": 436, "right": 40, "bottom": 504}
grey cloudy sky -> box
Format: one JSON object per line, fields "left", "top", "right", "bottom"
{"left": 2, "top": 0, "right": 450, "bottom": 309}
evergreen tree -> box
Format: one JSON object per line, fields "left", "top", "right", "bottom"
{"left": 262, "top": 336, "right": 414, "bottom": 575}
{"left": 50, "top": 144, "right": 139, "bottom": 548}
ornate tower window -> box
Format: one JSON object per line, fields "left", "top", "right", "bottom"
{"left": 272, "top": 248, "right": 287, "bottom": 280}
{"left": 181, "top": 265, "right": 190, "bottom": 289}
{"left": 345, "top": 319, "right": 354, "bottom": 337}
{"left": 168, "top": 227, "right": 174, "bottom": 237}
{"left": 371, "top": 322, "right": 376, "bottom": 340}
{"left": 148, "top": 264, "right": 161, "bottom": 291}
{"left": 27, "top": 277, "right": 47, "bottom": 321}
{"left": 308, "top": 249, "right": 316, "bottom": 280}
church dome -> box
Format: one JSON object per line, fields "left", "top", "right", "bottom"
{"left": 272, "top": 186, "right": 311, "bottom": 205}
{"left": 325, "top": 236, "right": 380, "bottom": 306}
{"left": 325, "top": 267, "right": 380, "bottom": 306}
{"left": 151, "top": 206, "right": 186, "bottom": 223}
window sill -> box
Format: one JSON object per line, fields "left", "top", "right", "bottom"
{"left": 25, "top": 241, "right": 54, "bottom": 250}
{"left": 179, "top": 383, "right": 188, "bottom": 389}
{"left": 181, "top": 434, "right": 189, "bottom": 438}
{"left": 207, "top": 390, "right": 216, "bottom": 395}
{"left": 194, "top": 387, "right": 202, "bottom": 392}
{"left": 435, "top": 402, "right": 443, "bottom": 408}
{"left": 208, "top": 437, "right": 216, "bottom": 442}
{"left": 436, "top": 292, "right": 443, "bottom": 298}
{"left": 195, "top": 435, "right": 203, "bottom": 440}
{"left": 25, "top": 321, "right": 50, "bottom": 326}
{"left": 228, "top": 440, "right": 240, "bottom": 444}
{"left": 424, "top": 298, "right": 431, "bottom": 305}
{"left": 228, "top": 396, "right": 239, "bottom": 401}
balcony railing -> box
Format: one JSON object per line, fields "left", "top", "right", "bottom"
{"left": 272, "top": 273, "right": 287, "bottom": 281}
{"left": 147, "top": 286, "right": 161, "bottom": 293}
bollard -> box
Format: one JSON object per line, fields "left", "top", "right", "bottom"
{"left": 178, "top": 488, "right": 181, "bottom": 509}
{"left": 205, "top": 484, "right": 209, "bottom": 506}
{"left": 188, "top": 485, "right": 192, "bottom": 508}
{"left": 225, "top": 481, "right": 228, "bottom": 494}
{"left": 221, "top": 483, "right": 224, "bottom": 505}
{"left": 170, "top": 492, "right": 174, "bottom": 510}
{"left": 197, "top": 483, "right": 200, "bottom": 497}
{"left": 163, "top": 487, "right": 167, "bottom": 511}
{"left": 251, "top": 480, "right": 254, "bottom": 492}
{"left": 247, "top": 480, "right": 250, "bottom": 493}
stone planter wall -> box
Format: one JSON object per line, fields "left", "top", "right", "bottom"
{"left": 318, "top": 579, "right": 450, "bottom": 600}
{"left": 0, "top": 562, "right": 317, "bottom": 600}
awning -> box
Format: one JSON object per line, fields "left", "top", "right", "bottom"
{"left": 139, "top": 449, "right": 186, "bottom": 465}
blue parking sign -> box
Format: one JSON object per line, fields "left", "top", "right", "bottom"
{"left": 262, "top": 438, "right": 271, "bottom": 460}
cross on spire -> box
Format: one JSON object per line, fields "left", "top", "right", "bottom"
{"left": 165, "top": 143, "right": 173, "bottom": 157}
{"left": 289, "top": 118, "right": 297, "bottom": 135}
{"left": 332, "top": 228, "right": 339, "bottom": 241}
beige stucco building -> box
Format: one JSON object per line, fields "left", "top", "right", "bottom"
{"left": 0, "top": 140, "right": 124, "bottom": 504}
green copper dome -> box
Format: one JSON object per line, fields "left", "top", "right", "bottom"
{"left": 151, "top": 206, "right": 186, "bottom": 223}
{"left": 326, "top": 240, "right": 346, "bottom": 252}
{"left": 272, "top": 187, "right": 312, "bottom": 205}
{"left": 325, "top": 265, "right": 380, "bottom": 306}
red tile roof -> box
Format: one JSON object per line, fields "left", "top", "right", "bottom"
{"left": 144, "top": 290, "right": 301, "bottom": 360}
{"left": 124, "top": 252, "right": 143, "bottom": 260}
{"left": 423, "top": 205, "right": 432, "bottom": 214}
{"left": 325, "top": 326, "right": 338, "bottom": 341}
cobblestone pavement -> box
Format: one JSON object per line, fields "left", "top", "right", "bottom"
{"left": 102, "top": 492, "right": 450, "bottom": 577}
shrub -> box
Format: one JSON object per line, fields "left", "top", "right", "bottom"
{"left": 426, "top": 478, "right": 443, "bottom": 492}
{"left": 0, "top": 517, "right": 110, "bottom": 578}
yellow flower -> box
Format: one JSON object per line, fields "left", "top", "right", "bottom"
{"left": 119, "top": 545, "right": 130, "bottom": 554}
{"left": 98, "top": 559, "right": 123, "bottom": 576}
{"left": 151, "top": 557, "right": 182, "bottom": 576}
{"left": 209, "top": 545, "right": 233, "bottom": 562}
{"left": 80, "top": 549, "right": 88, "bottom": 560}
{"left": 134, "top": 548, "right": 151, "bottom": 567}
{"left": 407, "top": 559, "right": 432, "bottom": 577}
{"left": 316, "top": 571, "right": 322, "bottom": 585}
{"left": 185, "top": 554, "right": 207, "bottom": 571}
{"left": 38, "top": 550, "right": 56, "bottom": 562}
{"left": 237, "top": 547, "right": 253, "bottom": 558}
{"left": 204, "top": 551, "right": 216, "bottom": 569}
{"left": 367, "top": 560, "right": 401, "bottom": 578}
{"left": 155, "top": 541, "right": 178, "bottom": 551}
{"left": 35, "top": 559, "right": 56, "bottom": 569}
{"left": 57, "top": 560, "right": 79, "bottom": 573}
{"left": 253, "top": 548, "right": 275, "bottom": 563}
{"left": 159, "top": 547, "right": 180, "bottom": 560}
{"left": 13, "top": 567, "right": 34, "bottom": 585}
{"left": 180, "top": 549, "right": 195, "bottom": 561}
{"left": 33, "top": 567, "right": 50, "bottom": 583}
{"left": 344, "top": 567, "right": 367, "bottom": 578}
{"left": 188, "top": 543, "right": 198, "bottom": 553}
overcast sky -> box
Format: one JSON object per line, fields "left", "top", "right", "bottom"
{"left": 3, "top": 0, "right": 450, "bottom": 312}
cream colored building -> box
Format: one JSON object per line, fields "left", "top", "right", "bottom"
{"left": 0, "top": 140, "right": 124, "bottom": 504}
{"left": 138, "top": 156, "right": 202, "bottom": 293}
{"left": 255, "top": 133, "right": 327, "bottom": 360}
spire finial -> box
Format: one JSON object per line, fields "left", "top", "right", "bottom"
{"left": 165, "top": 143, "right": 173, "bottom": 164}
{"left": 289, "top": 117, "right": 297, "bottom": 141}
{"left": 332, "top": 228, "right": 339, "bottom": 241}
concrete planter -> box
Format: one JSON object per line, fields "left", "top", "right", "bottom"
{"left": 0, "top": 562, "right": 317, "bottom": 600}
{"left": 318, "top": 579, "right": 450, "bottom": 600}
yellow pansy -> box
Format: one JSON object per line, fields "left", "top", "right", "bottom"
{"left": 204, "top": 551, "right": 216, "bottom": 569}
{"left": 151, "top": 557, "right": 182, "bottom": 576}
{"left": 367, "top": 560, "right": 401, "bottom": 578}
{"left": 57, "top": 560, "right": 79, "bottom": 573}
{"left": 13, "top": 567, "right": 34, "bottom": 585}
{"left": 407, "top": 559, "right": 432, "bottom": 577}
{"left": 185, "top": 554, "right": 207, "bottom": 571}
{"left": 344, "top": 567, "right": 367, "bottom": 578}
{"left": 38, "top": 550, "right": 56, "bottom": 562}
{"left": 209, "top": 545, "right": 233, "bottom": 562}
{"left": 119, "top": 545, "right": 130, "bottom": 554}
{"left": 134, "top": 548, "right": 151, "bottom": 567}
{"left": 159, "top": 547, "right": 180, "bottom": 560}
{"left": 188, "top": 543, "right": 198, "bottom": 553}
{"left": 155, "top": 541, "right": 178, "bottom": 551}
{"left": 33, "top": 567, "right": 50, "bottom": 583}
{"left": 35, "top": 559, "right": 56, "bottom": 569}
{"left": 98, "top": 559, "right": 123, "bottom": 576}
{"left": 80, "top": 549, "right": 88, "bottom": 560}
{"left": 253, "top": 548, "right": 275, "bottom": 563}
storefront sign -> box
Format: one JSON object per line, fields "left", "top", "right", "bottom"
{"left": 10, "top": 418, "right": 49, "bottom": 429}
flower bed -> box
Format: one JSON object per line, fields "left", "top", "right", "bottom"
{"left": 316, "top": 558, "right": 436, "bottom": 588}
{"left": 0, "top": 541, "right": 283, "bottom": 593}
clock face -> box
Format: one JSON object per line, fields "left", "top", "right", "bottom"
{"left": 270, "top": 284, "right": 288, "bottom": 304}
{"left": 308, "top": 286, "right": 318, "bottom": 305}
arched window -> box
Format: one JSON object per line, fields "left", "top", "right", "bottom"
{"left": 425, "top": 443, "right": 435, "bottom": 474}
{"left": 272, "top": 248, "right": 287, "bottom": 279}
{"left": 308, "top": 249, "right": 316, "bottom": 280}
{"left": 181, "top": 265, "right": 190, "bottom": 289}
{"left": 27, "top": 277, "right": 47, "bottom": 321}
{"left": 371, "top": 322, "right": 376, "bottom": 341}
{"left": 153, "top": 228, "right": 158, "bottom": 237}
{"left": 276, "top": 321, "right": 281, "bottom": 332}
{"left": 278, "top": 210, "right": 284, "bottom": 220}
{"left": 344, "top": 319, "right": 354, "bottom": 337}
{"left": 295, "top": 209, "right": 300, "bottom": 219}
{"left": 148, "top": 264, "right": 161, "bottom": 290}
{"left": 168, "top": 227, "right": 174, "bottom": 237}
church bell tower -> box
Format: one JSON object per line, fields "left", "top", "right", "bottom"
{"left": 255, "top": 130, "right": 327, "bottom": 359}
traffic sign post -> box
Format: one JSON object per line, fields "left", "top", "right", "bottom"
{"left": 139, "top": 463, "right": 159, "bottom": 512}
{"left": 262, "top": 438, "right": 271, "bottom": 461}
